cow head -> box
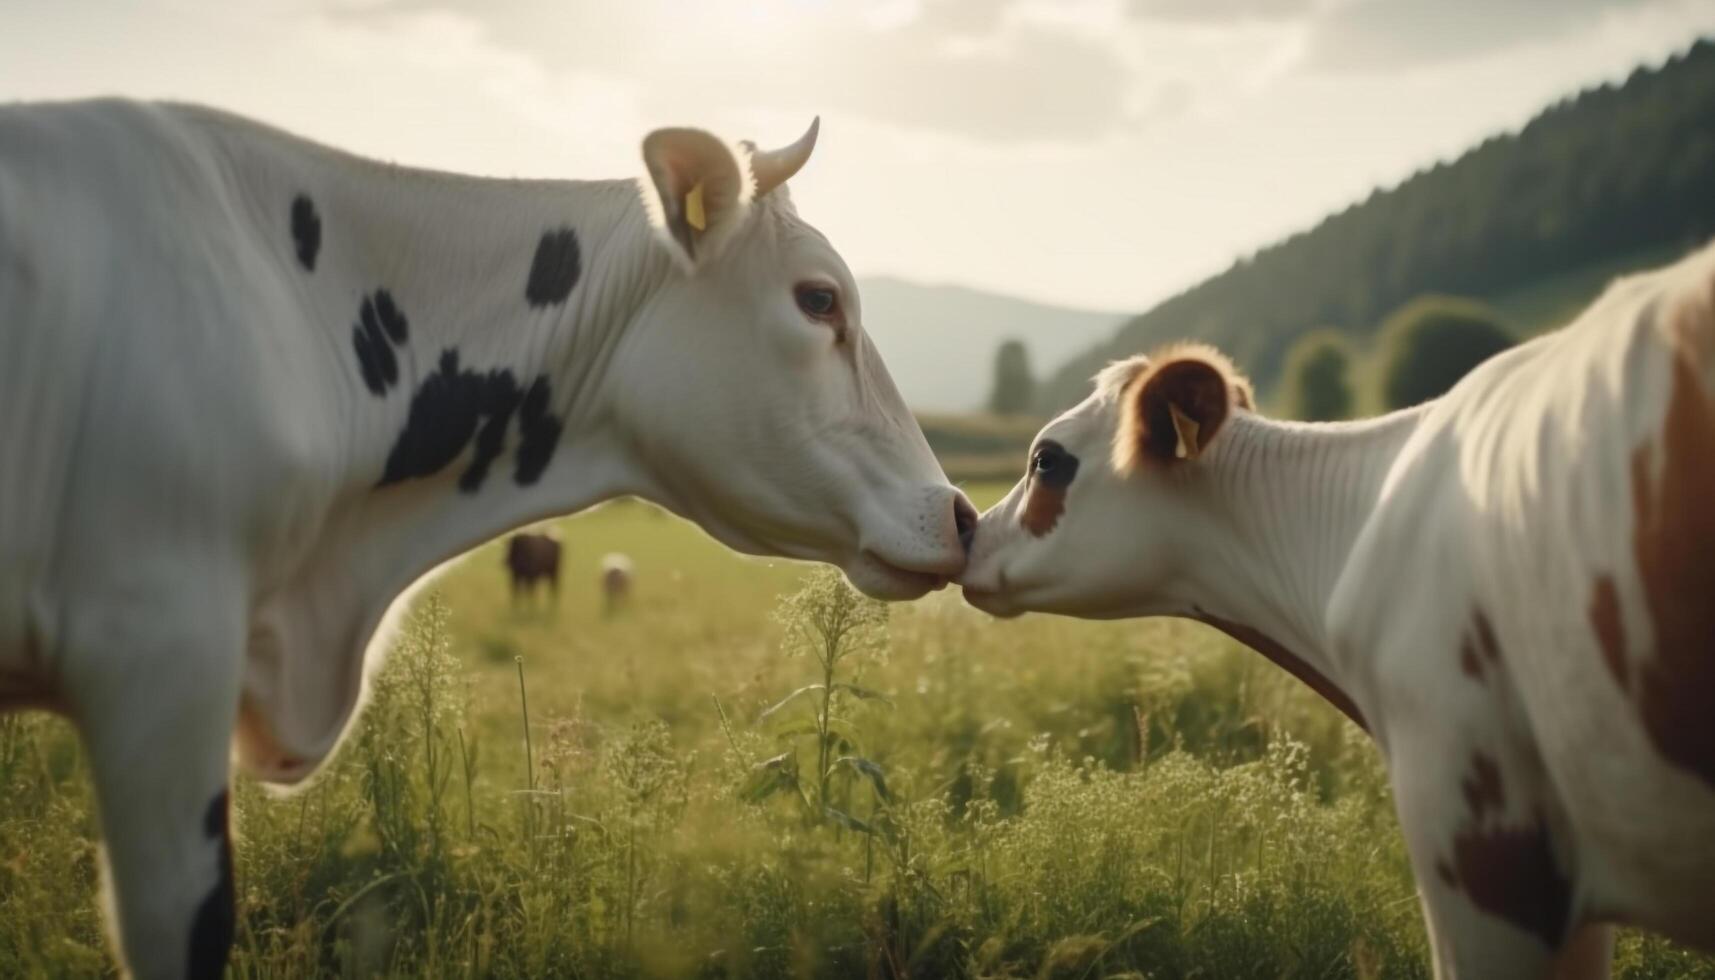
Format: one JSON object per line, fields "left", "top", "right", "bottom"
{"left": 608, "top": 120, "right": 974, "bottom": 599}
{"left": 959, "top": 345, "right": 1253, "bottom": 617}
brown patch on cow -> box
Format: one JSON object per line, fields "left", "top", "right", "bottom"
{"left": 1626, "top": 345, "right": 1715, "bottom": 789}
{"left": 1458, "top": 611, "right": 1501, "bottom": 681}
{"left": 1588, "top": 575, "right": 1628, "bottom": 689}
{"left": 1461, "top": 751, "right": 1505, "bottom": 815}
{"left": 1193, "top": 610, "right": 1368, "bottom": 731}
{"left": 1472, "top": 613, "right": 1500, "bottom": 664}
{"left": 1438, "top": 751, "right": 1571, "bottom": 948}
{"left": 1020, "top": 485, "right": 1067, "bottom": 537}
{"left": 1459, "top": 644, "right": 1483, "bottom": 679}
{"left": 1445, "top": 819, "right": 1571, "bottom": 948}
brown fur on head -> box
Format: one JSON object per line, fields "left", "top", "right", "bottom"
{"left": 1112, "top": 343, "right": 1254, "bottom": 474}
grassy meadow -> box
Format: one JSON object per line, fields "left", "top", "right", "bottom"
{"left": 2, "top": 485, "right": 1711, "bottom": 978}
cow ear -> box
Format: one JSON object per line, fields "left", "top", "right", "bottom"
{"left": 641, "top": 128, "right": 752, "bottom": 271}
{"left": 1113, "top": 346, "right": 1252, "bottom": 473}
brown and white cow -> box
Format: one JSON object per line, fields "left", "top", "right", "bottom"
{"left": 960, "top": 244, "right": 1715, "bottom": 978}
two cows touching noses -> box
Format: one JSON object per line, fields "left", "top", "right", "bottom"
{"left": 3, "top": 92, "right": 1712, "bottom": 980}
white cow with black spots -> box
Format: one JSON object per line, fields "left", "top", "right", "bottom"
{"left": 959, "top": 244, "right": 1715, "bottom": 978}
{"left": 0, "top": 99, "right": 974, "bottom": 978}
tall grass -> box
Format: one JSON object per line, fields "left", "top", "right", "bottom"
{"left": 1, "top": 497, "right": 1710, "bottom": 978}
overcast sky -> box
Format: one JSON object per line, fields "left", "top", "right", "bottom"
{"left": 4, "top": 0, "right": 1712, "bottom": 311}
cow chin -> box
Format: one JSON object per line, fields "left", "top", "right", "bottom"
{"left": 957, "top": 559, "right": 1088, "bottom": 620}
{"left": 842, "top": 551, "right": 948, "bottom": 601}
{"left": 963, "top": 576, "right": 1142, "bottom": 621}
{"left": 959, "top": 585, "right": 1026, "bottom": 619}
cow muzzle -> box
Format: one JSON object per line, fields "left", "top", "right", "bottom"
{"left": 843, "top": 486, "right": 973, "bottom": 599}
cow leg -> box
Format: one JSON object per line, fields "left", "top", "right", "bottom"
{"left": 1387, "top": 741, "right": 1601, "bottom": 980}
{"left": 1393, "top": 804, "right": 1558, "bottom": 978}
{"left": 69, "top": 607, "right": 242, "bottom": 980}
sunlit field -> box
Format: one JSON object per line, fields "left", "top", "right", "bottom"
{"left": 2, "top": 487, "right": 1710, "bottom": 979}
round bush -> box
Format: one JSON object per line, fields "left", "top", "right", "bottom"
{"left": 1281, "top": 330, "right": 1357, "bottom": 421}
{"left": 1375, "top": 296, "right": 1513, "bottom": 409}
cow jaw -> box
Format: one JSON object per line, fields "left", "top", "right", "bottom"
{"left": 845, "top": 552, "right": 951, "bottom": 601}
{"left": 628, "top": 425, "right": 970, "bottom": 601}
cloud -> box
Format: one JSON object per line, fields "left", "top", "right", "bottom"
{"left": 320, "top": 0, "right": 1135, "bottom": 143}
{"left": 1129, "top": 0, "right": 1322, "bottom": 22}
{"left": 916, "top": 0, "right": 1012, "bottom": 37}
{"left": 1126, "top": 0, "right": 1680, "bottom": 73}
{"left": 816, "top": 25, "right": 1133, "bottom": 142}
{"left": 1304, "top": 0, "right": 1670, "bottom": 70}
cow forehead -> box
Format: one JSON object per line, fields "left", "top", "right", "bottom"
{"left": 1038, "top": 395, "right": 1114, "bottom": 453}
{"left": 750, "top": 189, "right": 829, "bottom": 252}
{"left": 715, "top": 197, "right": 855, "bottom": 301}
{"left": 776, "top": 211, "right": 854, "bottom": 286}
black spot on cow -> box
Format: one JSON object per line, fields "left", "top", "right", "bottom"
{"left": 514, "top": 376, "right": 564, "bottom": 485}
{"left": 187, "top": 789, "right": 234, "bottom": 980}
{"left": 290, "top": 194, "right": 321, "bottom": 271}
{"left": 352, "top": 289, "right": 410, "bottom": 397}
{"left": 524, "top": 228, "right": 582, "bottom": 307}
{"left": 378, "top": 348, "right": 561, "bottom": 492}
{"left": 373, "top": 290, "right": 409, "bottom": 343}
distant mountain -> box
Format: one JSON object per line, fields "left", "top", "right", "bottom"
{"left": 1042, "top": 37, "right": 1715, "bottom": 410}
{"left": 857, "top": 277, "right": 1124, "bottom": 413}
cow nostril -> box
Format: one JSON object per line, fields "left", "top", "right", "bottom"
{"left": 953, "top": 494, "right": 978, "bottom": 554}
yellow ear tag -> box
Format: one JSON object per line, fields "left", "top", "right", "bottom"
{"left": 685, "top": 180, "right": 707, "bottom": 232}
{"left": 1169, "top": 403, "right": 1201, "bottom": 460}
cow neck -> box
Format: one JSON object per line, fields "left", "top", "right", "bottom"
{"left": 218, "top": 125, "right": 699, "bottom": 775}
{"left": 306, "top": 170, "right": 673, "bottom": 605}
{"left": 1178, "top": 408, "right": 1426, "bottom": 730}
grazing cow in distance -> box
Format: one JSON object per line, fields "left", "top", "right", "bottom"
{"left": 505, "top": 531, "right": 562, "bottom": 602}
{"left": 0, "top": 99, "right": 974, "bottom": 978}
{"left": 600, "top": 552, "right": 634, "bottom": 616}
{"left": 960, "top": 243, "right": 1715, "bottom": 978}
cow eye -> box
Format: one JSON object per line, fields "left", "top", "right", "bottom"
{"left": 1029, "top": 441, "right": 1079, "bottom": 489}
{"left": 1032, "top": 446, "right": 1058, "bottom": 474}
{"left": 795, "top": 284, "right": 839, "bottom": 320}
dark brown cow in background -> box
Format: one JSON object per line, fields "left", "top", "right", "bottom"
{"left": 505, "top": 531, "right": 562, "bottom": 602}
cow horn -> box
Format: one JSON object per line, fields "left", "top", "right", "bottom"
{"left": 750, "top": 117, "right": 819, "bottom": 198}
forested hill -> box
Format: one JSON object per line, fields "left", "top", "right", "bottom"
{"left": 1042, "top": 37, "right": 1715, "bottom": 410}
